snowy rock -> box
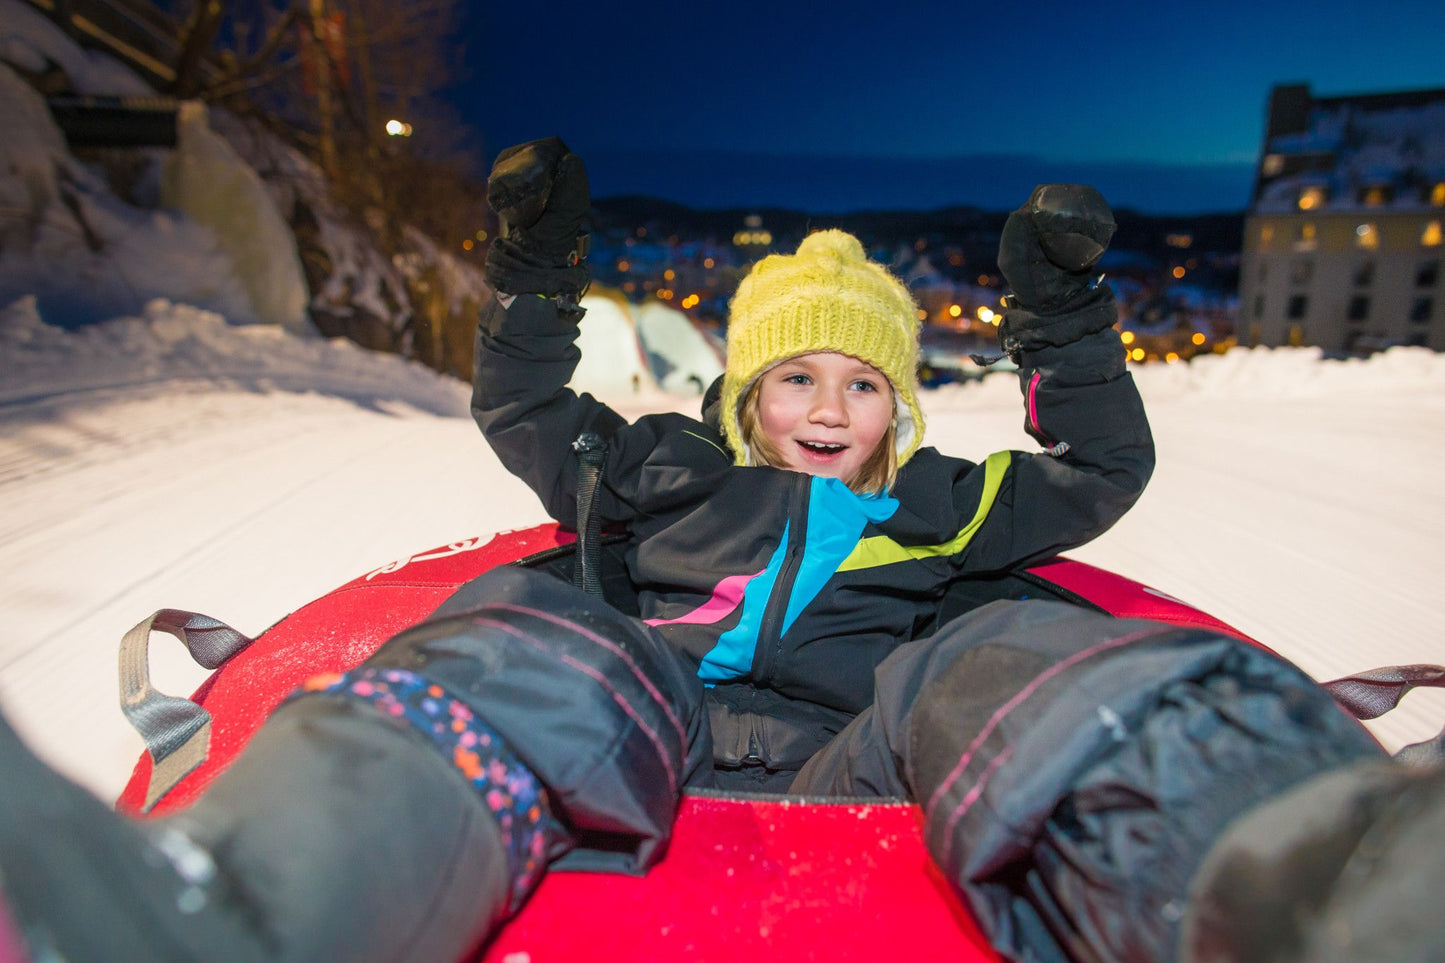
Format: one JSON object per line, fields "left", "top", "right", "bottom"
{"left": 160, "top": 103, "right": 310, "bottom": 333}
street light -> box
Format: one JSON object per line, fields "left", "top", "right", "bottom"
{"left": 385, "top": 119, "right": 413, "bottom": 137}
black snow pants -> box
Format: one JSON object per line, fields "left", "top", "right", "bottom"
{"left": 0, "top": 567, "right": 1414, "bottom": 963}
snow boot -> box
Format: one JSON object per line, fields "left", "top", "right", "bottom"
{"left": 1183, "top": 758, "right": 1445, "bottom": 963}
{"left": 1, "top": 707, "right": 261, "bottom": 960}
{"left": 905, "top": 600, "right": 1384, "bottom": 963}
{"left": 1, "top": 695, "right": 519, "bottom": 962}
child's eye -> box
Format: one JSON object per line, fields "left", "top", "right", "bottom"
{"left": 784, "top": 373, "right": 812, "bottom": 386}
{"left": 850, "top": 379, "right": 879, "bottom": 392}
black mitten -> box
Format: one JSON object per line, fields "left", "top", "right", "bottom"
{"left": 996, "top": 184, "right": 1118, "bottom": 360}
{"left": 485, "top": 137, "right": 591, "bottom": 307}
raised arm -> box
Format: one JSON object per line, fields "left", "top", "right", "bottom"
{"left": 952, "top": 185, "right": 1154, "bottom": 570}
{"left": 470, "top": 138, "right": 626, "bottom": 526}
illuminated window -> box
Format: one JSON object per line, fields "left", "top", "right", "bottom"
{"left": 1354, "top": 223, "right": 1379, "bottom": 250}
{"left": 1262, "top": 154, "right": 1285, "bottom": 177}
{"left": 1347, "top": 295, "right": 1369, "bottom": 322}
{"left": 1287, "top": 295, "right": 1308, "bottom": 319}
{"left": 1411, "top": 297, "right": 1433, "bottom": 323}
{"left": 1294, "top": 222, "right": 1317, "bottom": 250}
{"left": 1418, "top": 261, "right": 1440, "bottom": 288}
{"left": 1297, "top": 186, "right": 1327, "bottom": 211}
{"left": 1431, "top": 183, "right": 1445, "bottom": 206}
{"left": 1287, "top": 323, "right": 1306, "bottom": 346}
{"left": 1359, "top": 185, "right": 1392, "bottom": 206}
{"left": 1354, "top": 261, "right": 1375, "bottom": 287}
{"left": 1260, "top": 224, "right": 1275, "bottom": 246}
{"left": 1423, "top": 221, "right": 1443, "bottom": 247}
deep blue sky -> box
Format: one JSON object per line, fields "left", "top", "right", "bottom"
{"left": 445, "top": 0, "right": 1445, "bottom": 214}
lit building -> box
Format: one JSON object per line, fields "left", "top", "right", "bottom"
{"left": 1239, "top": 84, "right": 1445, "bottom": 353}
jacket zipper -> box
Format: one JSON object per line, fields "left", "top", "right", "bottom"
{"left": 750, "top": 474, "right": 810, "bottom": 684}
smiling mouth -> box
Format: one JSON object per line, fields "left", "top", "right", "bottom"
{"left": 797, "top": 441, "right": 847, "bottom": 456}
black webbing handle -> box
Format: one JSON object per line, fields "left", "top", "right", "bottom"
{"left": 571, "top": 431, "right": 607, "bottom": 599}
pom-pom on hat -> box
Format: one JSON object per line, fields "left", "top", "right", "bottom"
{"left": 721, "top": 229, "right": 925, "bottom": 468}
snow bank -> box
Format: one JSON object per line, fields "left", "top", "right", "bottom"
{"left": 0, "top": 31, "right": 290, "bottom": 329}
{"left": 0, "top": 294, "right": 469, "bottom": 416}
{"left": 572, "top": 296, "right": 654, "bottom": 395}
{"left": 632, "top": 300, "right": 723, "bottom": 394}
{"left": 160, "top": 103, "right": 309, "bottom": 332}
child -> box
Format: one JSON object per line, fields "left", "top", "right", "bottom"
{"left": 471, "top": 138, "right": 1154, "bottom": 797}
{"left": 0, "top": 139, "right": 1421, "bottom": 963}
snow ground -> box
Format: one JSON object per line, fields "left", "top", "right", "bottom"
{"left": 2, "top": 298, "right": 1442, "bottom": 802}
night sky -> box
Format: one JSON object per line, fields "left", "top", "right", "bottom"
{"left": 444, "top": 0, "right": 1445, "bottom": 214}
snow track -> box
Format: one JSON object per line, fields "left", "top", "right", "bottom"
{"left": 1, "top": 330, "right": 1443, "bottom": 801}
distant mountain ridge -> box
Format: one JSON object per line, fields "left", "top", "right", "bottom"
{"left": 579, "top": 147, "right": 1255, "bottom": 218}
{"left": 592, "top": 195, "right": 1247, "bottom": 258}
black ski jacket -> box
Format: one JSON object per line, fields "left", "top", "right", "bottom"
{"left": 472, "top": 290, "right": 1154, "bottom": 771}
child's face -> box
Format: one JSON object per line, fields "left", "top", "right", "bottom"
{"left": 755, "top": 352, "right": 893, "bottom": 485}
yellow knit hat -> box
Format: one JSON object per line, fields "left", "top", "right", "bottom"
{"left": 721, "top": 229, "right": 925, "bottom": 468}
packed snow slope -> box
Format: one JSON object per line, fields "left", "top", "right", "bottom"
{"left": 2, "top": 297, "right": 1443, "bottom": 801}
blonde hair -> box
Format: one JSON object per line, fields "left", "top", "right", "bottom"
{"left": 738, "top": 378, "right": 899, "bottom": 496}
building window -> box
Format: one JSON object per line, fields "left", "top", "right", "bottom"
{"left": 1411, "top": 297, "right": 1433, "bottom": 323}
{"left": 1287, "top": 323, "right": 1306, "bottom": 347}
{"left": 1260, "top": 224, "right": 1275, "bottom": 247}
{"left": 1291, "top": 259, "right": 1313, "bottom": 285}
{"left": 1347, "top": 296, "right": 1370, "bottom": 322}
{"left": 1359, "top": 185, "right": 1393, "bottom": 206}
{"left": 1418, "top": 261, "right": 1440, "bottom": 288}
{"left": 1294, "top": 222, "right": 1318, "bottom": 250}
{"left": 1287, "top": 295, "right": 1308, "bottom": 319}
{"left": 1406, "top": 331, "right": 1428, "bottom": 347}
{"left": 1354, "top": 223, "right": 1380, "bottom": 249}
{"left": 1424, "top": 221, "right": 1443, "bottom": 247}
{"left": 1254, "top": 294, "right": 1265, "bottom": 319}
{"left": 1258, "top": 261, "right": 1268, "bottom": 282}
{"left": 1354, "top": 260, "right": 1375, "bottom": 287}
{"left": 1432, "top": 182, "right": 1445, "bottom": 207}
{"left": 1298, "top": 186, "right": 1328, "bottom": 211}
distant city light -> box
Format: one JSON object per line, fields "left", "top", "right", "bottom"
{"left": 475, "top": 229, "right": 488, "bottom": 242}
{"left": 1130, "top": 348, "right": 1146, "bottom": 362}
{"left": 385, "top": 119, "right": 413, "bottom": 137}
{"left": 1297, "top": 186, "right": 1326, "bottom": 211}
{"left": 1172, "top": 266, "right": 1186, "bottom": 279}
{"left": 948, "top": 304, "right": 962, "bottom": 318}
{"left": 1191, "top": 332, "right": 1207, "bottom": 346}
{"left": 461, "top": 238, "right": 473, "bottom": 251}
{"left": 704, "top": 258, "right": 715, "bottom": 269}
{"left": 1423, "top": 221, "right": 1443, "bottom": 247}
{"left": 1165, "top": 352, "right": 1180, "bottom": 364}
{"left": 976, "top": 306, "right": 996, "bottom": 324}
{"left": 1121, "top": 330, "right": 1136, "bottom": 345}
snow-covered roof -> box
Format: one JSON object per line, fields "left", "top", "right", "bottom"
{"left": 1252, "top": 85, "right": 1445, "bottom": 214}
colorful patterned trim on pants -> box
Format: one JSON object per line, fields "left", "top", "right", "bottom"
{"left": 288, "top": 667, "right": 561, "bottom": 909}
